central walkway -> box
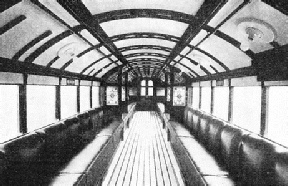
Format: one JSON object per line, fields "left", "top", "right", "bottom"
{"left": 102, "top": 111, "right": 184, "bottom": 186}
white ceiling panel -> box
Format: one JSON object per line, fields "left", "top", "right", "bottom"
{"left": 114, "top": 38, "right": 176, "bottom": 49}
{"left": 198, "top": 34, "right": 251, "bottom": 70}
{"left": 35, "top": 35, "right": 90, "bottom": 67}
{"left": 101, "top": 18, "right": 188, "bottom": 37}
{"left": 83, "top": 0, "right": 204, "bottom": 15}
{"left": 122, "top": 49, "right": 170, "bottom": 56}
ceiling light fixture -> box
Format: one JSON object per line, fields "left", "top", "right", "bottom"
{"left": 237, "top": 17, "right": 276, "bottom": 51}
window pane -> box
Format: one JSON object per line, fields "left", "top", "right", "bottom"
{"left": 201, "top": 87, "right": 211, "bottom": 113}
{"left": 232, "top": 86, "right": 261, "bottom": 133}
{"left": 156, "top": 88, "right": 165, "bottom": 96}
{"left": 148, "top": 87, "right": 153, "bottom": 96}
{"left": 92, "top": 86, "right": 100, "bottom": 108}
{"left": 141, "top": 80, "right": 146, "bottom": 86}
{"left": 0, "top": 85, "right": 19, "bottom": 142}
{"left": 80, "top": 86, "right": 90, "bottom": 112}
{"left": 122, "top": 86, "right": 125, "bottom": 101}
{"left": 213, "top": 87, "right": 229, "bottom": 121}
{"left": 61, "top": 86, "right": 77, "bottom": 119}
{"left": 267, "top": 87, "right": 288, "bottom": 146}
{"left": 148, "top": 80, "right": 153, "bottom": 86}
{"left": 192, "top": 87, "right": 200, "bottom": 109}
{"left": 187, "top": 88, "right": 193, "bottom": 106}
{"left": 129, "top": 87, "right": 137, "bottom": 96}
{"left": 141, "top": 87, "right": 146, "bottom": 96}
{"left": 27, "top": 85, "right": 56, "bottom": 132}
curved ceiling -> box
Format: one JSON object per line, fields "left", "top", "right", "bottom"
{"left": 0, "top": 0, "right": 287, "bottom": 83}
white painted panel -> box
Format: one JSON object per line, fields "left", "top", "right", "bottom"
{"left": 0, "top": 72, "right": 23, "bottom": 84}
{"left": 200, "top": 81, "right": 211, "bottom": 87}
{"left": 231, "top": 76, "right": 261, "bottom": 87}
{"left": 27, "top": 75, "right": 59, "bottom": 85}
{"left": 80, "top": 80, "right": 92, "bottom": 86}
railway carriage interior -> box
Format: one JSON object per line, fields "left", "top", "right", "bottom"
{"left": 1, "top": 0, "right": 288, "bottom": 185}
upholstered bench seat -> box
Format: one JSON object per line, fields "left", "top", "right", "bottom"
{"left": 180, "top": 137, "right": 229, "bottom": 176}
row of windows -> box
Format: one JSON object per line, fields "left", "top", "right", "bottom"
{"left": 0, "top": 85, "right": 101, "bottom": 143}
{"left": 188, "top": 86, "right": 288, "bottom": 147}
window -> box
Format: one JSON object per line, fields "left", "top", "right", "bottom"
{"left": 148, "top": 87, "right": 153, "bottom": 96}
{"left": 148, "top": 80, "right": 153, "bottom": 86}
{"left": 192, "top": 87, "right": 200, "bottom": 109}
{"left": 27, "top": 85, "right": 56, "bottom": 132}
{"left": 213, "top": 87, "right": 229, "bottom": 121}
{"left": 0, "top": 85, "right": 19, "bottom": 142}
{"left": 61, "top": 86, "right": 77, "bottom": 119}
{"left": 187, "top": 88, "right": 193, "bottom": 106}
{"left": 201, "top": 87, "right": 211, "bottom": 113}
{"left": 80, "top": 86, "right": 90, "bottom": 112}
{"left": 232, "top": 86, "right": 261, "bottom": 133}
{"left": 156, "top": 88, "right": 165, "bottom": 96}
{"left": 141, "top": 87, "right": 146, "bottom": 96}
{"left": 92, "top": 86, "right": 100, "bottom": 108}
{"left": 129, "top": 87, "right": 137, "bottom": 96}
{"left": 267, "top": 86, "right": 288, "bottom": 147}
{"left": 141, "top": 80, "right": 153, "bottom": 96}
{"left": 141, "top": 80, "right": 146, "bottom": 86}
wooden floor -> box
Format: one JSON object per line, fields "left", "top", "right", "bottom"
{"left": 102, "top": 111, "right": 185, "bottom": 186}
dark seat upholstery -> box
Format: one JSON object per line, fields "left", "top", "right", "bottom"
{"left": 0, "top": 105, "right": 136, "bottom": 186}
{"left": 3, "top": 132, "right": 46, "bottom": 185}
{"left": 198, "top": 115, "right": 211, "bottom": 145}
{"left": 164, "top": 106, "right": 288, "bottom": 186}
{"left": 88, "top": 109, "right": 103, "bottom": 131}
{"left": 43, "top": 122, "right": 69, "bottom": 162}
{"left": 220, "top": 125, "right": 243, "bottom": 178}
{"left": 275, "top": 150, "right": 288, "bottom": 186}
{"left": 206, "top": 119, "right": 225, "bottom": 159}
{"left": 191, "top": 109, "right": 201, "bottom": 136}
{"left": 240, "top": 134, "right": 276, "bottom": 185}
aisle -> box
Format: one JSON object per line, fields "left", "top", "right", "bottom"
{"left": 102, "top": 111, "right": 184, "bottom": 186}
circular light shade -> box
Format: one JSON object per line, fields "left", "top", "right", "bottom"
{"left": 237, "top": 17, "right": 276, "bottom": 43}
{"left": 57, "top": 43, "right": 78, "bottom": 58}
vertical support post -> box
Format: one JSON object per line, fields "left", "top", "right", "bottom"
{"left": 170, "top": 70, "right": 174, "bottom": 107}
{"left": 77, "top": 80, "right": 80, "bottom": 113}
{"left": 260, "top": 82, "right": 268, "bottom": 136}
{"left": 145, "top": 79, "right": 148, "bottom": 96}
{"left": 125, "top": 73, "right": 128, "bottom": 102}
{"left": 19, "top": 74, "right": 27, "bottom": 133}
{"left": 199, "top": 86, "right": 202, "bottom": 110}
{"left": 228, "top": 79, "right": 233, "bottom": 122}
{"left": 117, "top": 68, "right": 122, "bottom": 106}
{"left": 211, "top": 81, "right": 214, "bottom": 114}
{"left": 165, "top": 73, "right": 168, "bottom": 112}
{"left": 90, "top": 84, "right": 93, "bottom": 108}
{"left": 55, "top": 77, "right": 61, "bottom": 120}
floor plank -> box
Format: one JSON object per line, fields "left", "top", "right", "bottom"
{"left": 102, "top": 111, "right": 184, "bottom": 186}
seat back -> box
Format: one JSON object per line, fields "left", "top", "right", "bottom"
{"left": 274, "top": 150, "right": 288, "bottom": 186}
{"left": 220, "top": 125, "right": 243, "bottom": 177}
{"left": 191, "top": 110, "right": 201, "bottom": 136}
{"left": 4, "top": 133, "right": 46, "bottom": 163}
{"left": 206, "top": 119, "right": 225, "bottom": 159}
{"left": 240, "top": 134, "right": 276, "bottom": 185}
{"left": 78, "top": 112, "right": 92, "bottom": 131}
{"left": 198, "top": 115, "right": 211, "bottom": 145}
